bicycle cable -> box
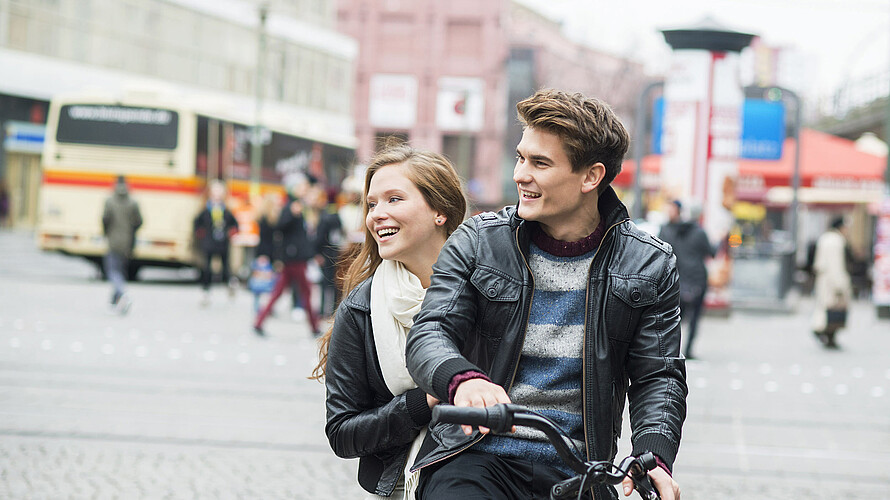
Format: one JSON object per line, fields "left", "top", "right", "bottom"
{"left": 523, "top": 408, "right": 586, "bottom": 459}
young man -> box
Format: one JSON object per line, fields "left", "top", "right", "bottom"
{"left": 406, "top": 89, "right": 686, "bottom": 499}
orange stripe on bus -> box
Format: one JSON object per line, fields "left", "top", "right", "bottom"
{"left": 43, "top": 171, "right": 204, "bottom": 194}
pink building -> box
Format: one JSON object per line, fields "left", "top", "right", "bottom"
{"left": 507, "top": 2, "right": 646, "bottom": 127}
{"left": 337, "top": 0, "right": 509, "bottom": 207}
{"left": 338, "top": 0, "right": 649, "bottom": 208}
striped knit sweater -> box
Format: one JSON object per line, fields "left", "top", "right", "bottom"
{"left": 475, "top": 222, "right": 604, "bottom": 476}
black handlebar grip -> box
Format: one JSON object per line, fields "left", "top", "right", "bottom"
{"left": 637, "top": 452, "right": 657, "bottom": 471}
{"left": 431, "top": 405, "right": 490, "bottom": 427}
{"left": 431, "top": 404, "right": 514, "bottom": 434}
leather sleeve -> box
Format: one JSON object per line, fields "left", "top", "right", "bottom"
{"left": 406, "top": 219, "right": 486, "bottom": 402}
{"left": 627, "top": 252, "right": 688, "bottom": 470}
{"left": 324, "top": 299, "right": 431, "bottom": 459}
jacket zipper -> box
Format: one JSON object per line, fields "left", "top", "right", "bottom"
{"left": 415, "top": 226, "right": 537, "bottom": 471}
{"left": 508, "top": 227, "right": 535, "bottom": 392}
{"left": 582, "top": 219, "right": 625, "bottom": 499}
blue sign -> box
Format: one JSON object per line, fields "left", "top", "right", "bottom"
{"left": 740, "top": 99, "right": 785, "bottom": 160}
{"left": 651, "top": 98, "right": 785, "bottom": 160}
{"left": 3, "top": 121, "right": 46, "bottom": 154}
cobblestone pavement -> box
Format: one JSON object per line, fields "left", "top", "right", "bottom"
{"left": 0, "top": 436, "right": 358, "bottom": 499}
{"left": 1, "top": 229, "right": 889, "bottom": 499}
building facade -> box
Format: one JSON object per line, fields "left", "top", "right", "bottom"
{"left": 338, "top": 0, "right": 649, "bottom": 209}
{"left": 0, "top": 0, "right": 357, "bottom": 227}
{"left": 337, "top": 0, "right": 510, "bottom": 207}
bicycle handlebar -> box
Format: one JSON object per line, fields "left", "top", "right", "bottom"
{"left": 431, "top": 404, "right": 661, "bottom": 500}
{"left": 432, "top": 403, "right": 516, "bottom": 433}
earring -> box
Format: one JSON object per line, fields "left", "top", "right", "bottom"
{"left": 436, "top": 217, "right": 444, "bottom": 225}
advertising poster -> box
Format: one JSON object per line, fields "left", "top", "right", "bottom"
{"left": 369, "top": 74, "right": 417, "bottom": 129}
{"left": 435, "top": 77, "right": 484, "bottom": 132}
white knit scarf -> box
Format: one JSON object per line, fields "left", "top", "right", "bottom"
{"left": 370, "top": 259, "right": 427, "bottom": 500}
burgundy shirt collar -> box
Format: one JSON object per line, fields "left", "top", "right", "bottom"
{"left": 530, "top": 219, "right": 606, "bottom": 257}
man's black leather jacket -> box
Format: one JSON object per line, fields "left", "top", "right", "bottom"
{"left": 406, "top": 187, "right": 688, "bottom": 498}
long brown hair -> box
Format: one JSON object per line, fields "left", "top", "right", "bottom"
{"left": 309, "top": 144, "right": 466, "bottom": 380}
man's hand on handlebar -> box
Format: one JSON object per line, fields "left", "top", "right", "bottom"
{"left": 622, "top": 466, "right": 679, "bottom": 500}
{"left": 452, "top": 379, "right": 512, "bottom": 435}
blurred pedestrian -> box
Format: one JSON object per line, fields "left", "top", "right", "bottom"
{"left": 255, "top": 192, "right": 283, "bottom": 263}
{"left": 193, "top": 180, "right": 239, "bottom": 307}
{"left": 314, "top": 188, "right": 344, "bottom": 318}
{"left": 253, "top": 177, "right": 321, "bottom": 337}
{"left": 102, "top": 175, "right": 142, "bottom": 314}
{"left": 249, "top": 193, "right": 283, "bottom": 313}
{"left": 0, "top": 180, "right": 9, "bottom": 227}
{"left": 810, "top": 216, "right": 852, "bottom": 349}
{"left": 248, "top": 255, "right": 278, "bottom": 314}
{"left": 658, "top": 199, "right": 715, "bottom": 360}
{"left": 337, "top": 174, "right": 365, "bottom": 291}
{"left": 312, "top": 145, "right": 466, "bottom": 499}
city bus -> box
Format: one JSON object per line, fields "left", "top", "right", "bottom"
{"left": 37, "top": 89, "right": 356, "bottom": 279}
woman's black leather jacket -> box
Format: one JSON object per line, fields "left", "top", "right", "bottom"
{"left": 325, "top": 278, "right": 433, "bottom": 496}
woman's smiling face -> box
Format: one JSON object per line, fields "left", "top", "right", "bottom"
{"left": 365, "top": 163, "right": 446, "bottom": 272}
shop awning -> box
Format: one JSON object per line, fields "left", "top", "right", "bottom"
{"left": 619, "top": 128, "right": 888, "bottom": 199}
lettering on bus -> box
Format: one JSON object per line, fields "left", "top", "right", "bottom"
{"left": 57, "top": 104, "right": 179, "bottom": 149}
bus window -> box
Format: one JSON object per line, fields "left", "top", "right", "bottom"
{"left": 56, "top": 104, "right": 179, "bottom": 149}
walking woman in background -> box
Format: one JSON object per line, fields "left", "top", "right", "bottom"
{"left": 310, "top": 145, "right": 466, "bottom": 499}
{"left": 253, "top": 178, "right": 320, "bottom": 337}
{"left": 811, "top": 216, "right": 853, "bottom": 349}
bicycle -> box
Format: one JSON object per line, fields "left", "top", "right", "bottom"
{"left": 431, "top": 403, "right": 661, "bottom": 500}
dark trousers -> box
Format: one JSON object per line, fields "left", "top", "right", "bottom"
{"left": 418, "top": 450, "right": 588, "bottom": 500}
{"left": 680, "top": 288, "right": 707, "bottom": 358}
{"left": 200, "top": 250, "right": 230, "bottom": 291}
{"left": 254, "top": 261, "right": 319, "bottom": 333}
{"left": 319, "top": 258, "right": 339, "bottom": 317}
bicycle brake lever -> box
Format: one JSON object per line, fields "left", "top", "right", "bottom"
{"left": 629, "top": 461, "right": 660, "bottom": 500}
{"left": 550, "top": 475, "right": 583, "bottom": 499}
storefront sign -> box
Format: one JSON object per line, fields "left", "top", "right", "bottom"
{"left": 653, "top": 98, "right": 785, "bottom": 160}
{"left": 436, "top": 77, "right": 484, "bottom": 132}
{"left": 3, "top": 121, "right": 45, "bottom": 154}
{"left": 369, "top": 74, "right": 418, "bottom": 129}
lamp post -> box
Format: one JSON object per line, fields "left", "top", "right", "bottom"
{"left": 250, "top": 3, "right": 269, "bottom": 202}
{"left": 660, "top": 19, "right": 755, "bottom": 245}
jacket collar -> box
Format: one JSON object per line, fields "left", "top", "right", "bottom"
{"left": 342, "top": 276, "right": 372, "bottom": 313}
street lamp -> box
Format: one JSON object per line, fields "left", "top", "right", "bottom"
{"left": 250, "top": 3, "right": 269, "bottom": 201}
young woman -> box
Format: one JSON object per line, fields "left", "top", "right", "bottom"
{"left": 311, "top": 145, "right": 466, "bottom": 499}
